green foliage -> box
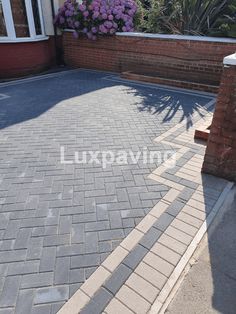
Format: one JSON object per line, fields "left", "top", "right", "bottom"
{"left": 133, "top": 0, "right": 148, "bottom": 31}
{"left": 135, "top": 0, "right": 236, "bottom": 38}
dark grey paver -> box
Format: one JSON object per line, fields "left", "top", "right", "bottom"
{"left": 154, "top": 212, "right": 175, "bottom": 232}
{"left": 8, "top": 261, "right": 39, "bottom": 276}
{"left": 139, "top": 227, "right": 162, "bottom": 249}
{"left": 98, "top": 229, "right": 125, "bottom": 241}
{"left": 123, "top": 244, "right": 148, "bottom": 269}
{"left": 80, "top": 288, "right": 113, "bottom": 314}
{"left": 69, "top": 269, "right": 84, "bottom": 284}
{"left": 34, "top": 286, "right": 69, "bottom": 304}
{"left": 31, "top": 305, "right": 51, "bottom": 314}
{"left": 0, "top": 250, "right": 26, "bottom": 263}
{"left": 71, "top": 253, "right": 101, "bottom": 269}
{"left": 166, "top": 200, "right": 186, "bottom": 217}
{"left": 104, "top": 264, "right": 132, "bottom": 294}
{"left": 178, "top": 187, "right": 195, "bottom": 202}
{"left": 21, "top": 273, "right": 54, "bottom": 289}
{"left": 84, "top": 232, "right": 98, "bottom": 254}
{"left": 39, "top": 247, "right": 57, "bottom": 272}
{"left": 54, "top": 257, "right": 70, "bottom": 285}
{"left": 0, "top": 309, "right": 14, "bottom": 314}
{"left": 0, "top": 276, "right": 21, "bottom": 307}
{"left": 15, "top": 289, "right": 35, "bottom": 314}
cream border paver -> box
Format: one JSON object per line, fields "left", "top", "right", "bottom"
{"left": 58, "top": 96, "right": 234, "bottom": 314}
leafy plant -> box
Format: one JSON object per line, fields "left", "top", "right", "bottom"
{"left": 137, "top": 0, "right": 236, "bottom": 37}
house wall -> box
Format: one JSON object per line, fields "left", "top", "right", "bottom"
{"left": 0, "top": 38, "right": 57, "bottom": 79}
{"left": 0, "top": 0, "right": 62, "bottom": 79}
{"left": 62, "top": 31, "right": 236, "bottom": 89}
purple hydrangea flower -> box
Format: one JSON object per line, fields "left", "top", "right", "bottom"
{"left": 54, "top": 0, "right": 137, "bottom": 40}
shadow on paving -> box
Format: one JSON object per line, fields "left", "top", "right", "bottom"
{"left": 0, "top": 71, "right": 212, "bottom": 131}
{"left": 167, "top": 182, "right": 236, "bottom": 314}
{"left": 126, "top": 88, "right": 207, "bottom": 130}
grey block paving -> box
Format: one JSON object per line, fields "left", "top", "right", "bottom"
{"left": 39, "top": 247, "right": 57, "bottom": 272}
{"left": 0, "top": 276, "right": 21, "bottom": 307}
{"left": 8, "top": 261, "right": 39, "bottom": 276}
{"left": 21, "top": 272, "right": 54, "bottom": 289}
{"left": 54, "top": 257, "right": 70, "bottom": 285}
{"left": 0, "top": 69, "right": 213, "bottom": 313}
{"left": 15, "top": 289, "right": 35, "bottom": 314}
{"left": 34, "top": 286, "right": 69, "bottom": 304}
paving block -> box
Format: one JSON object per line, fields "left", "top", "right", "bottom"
{"left": 171, "top": 219, "right": 198, "bottom": 237}
{"left": 116, "top": 285, "right": 151, "bottom": 314}
{"left": 123, "top": 244, "right": 148, "bottom": 269}
{"left": 165, "top": 226, "right": 193, "bottom": 245}
{"left": 102, "top": 246, "right": 129, "bottom": 272}
{"left": 105, "top": 298, "right": 133, "bottom": 314}
{"left": 34, "top": 286, "right": 69, "bottom": 304}
{"left": 135, "top": 261, "right": 167, "bottom": 290}
{"left": 81, "top": 266, "right": 110, "bottom": 297}
{"left": 151, "top": 242, "right": 181, "bottom": 266}
{"left": 126, "top": 272, "right": 159, "bottom": 303}
{"left": 120, "top": 229, "right": 143, "bottom": 251}
{"left": 143, "top": 252, "right": 174, "bottom": 277}
{"left": 158, "top": 234, "right": 187, "bottom": 255}
{"left": 104, "top": 264, "right": 132, "bottom": 295}
{"left": 0, "top": 276, "right": 21, "bottom": 307}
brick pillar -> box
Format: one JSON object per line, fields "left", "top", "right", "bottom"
{"left": 202, "top": 53, "right": 236, "bottom": 181}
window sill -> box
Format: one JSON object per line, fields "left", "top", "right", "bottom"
{"left": 0, "top": 36, "right": 49, "bottom": 43}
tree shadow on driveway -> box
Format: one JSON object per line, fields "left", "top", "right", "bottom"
{"left": 125, "top": 86, "right": 213, "bottom": 130}
{"left": 0, "top": 70, "right": 214, "bottom": 131}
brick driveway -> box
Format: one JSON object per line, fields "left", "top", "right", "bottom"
{"left": 0, "top": 70, "right": 213, "bottom": 314}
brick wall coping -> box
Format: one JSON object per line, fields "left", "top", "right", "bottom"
{"left": 64, "top": 29, "right": 236, "bottom": 43}
{"left": 224, "top": 53, "right": 236, "bottom": 65}
{"left": 0, "top": 36, "right": 49, "bottom": 44}
{"left": 116, "top": 32, "right": 236, "bottom": 43}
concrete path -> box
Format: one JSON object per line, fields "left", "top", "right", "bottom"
{"left": 166, "top": 192, "right": 236, "bottom": 314}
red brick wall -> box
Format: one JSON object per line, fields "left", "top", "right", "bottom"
{"left": 63, "top": 32, "right": 236, "bottom": 86}
{"left": 0, "top": 37, "right": 58, "bottom": 79}
{"left": 202, "top": 64, "right": 236, "bottom": 181}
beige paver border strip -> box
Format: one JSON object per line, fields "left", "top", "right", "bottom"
{"left": 58, "top": 87, "right": 216, "bottom": 314}
{"left": 149, "top": 181, "right": 234, "bottom": 314}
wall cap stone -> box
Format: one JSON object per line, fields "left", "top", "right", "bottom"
{"left": 224, "top": 53, "right": 236, "bottom": 66}
{"left": 116, "top": 32, "right": 236, "bottom": 43}
{"left": 63, "top": 29, "right": 236, "bottom": 43}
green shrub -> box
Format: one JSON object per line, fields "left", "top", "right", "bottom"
{"left": 135, "top": 0, "right": 236, "bottom": 38}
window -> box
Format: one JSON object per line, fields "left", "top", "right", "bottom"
{"left": 0, "top": 0, "right": 46, "bottom": 41}
{"left": 31, "top": 0, "right": 42, "bottom": 35}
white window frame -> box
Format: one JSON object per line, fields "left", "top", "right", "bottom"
{"left": 0, "top": 0, "right": 48, "bottom": 42}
